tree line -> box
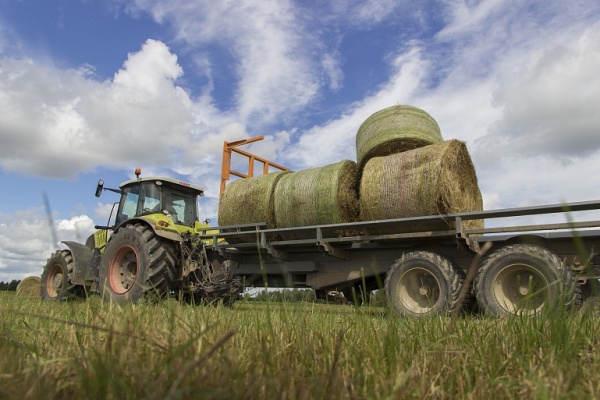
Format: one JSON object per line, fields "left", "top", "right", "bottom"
{"left": 0, "top": 280, "right": 21, "bottom": 291}
{"left": 0, "top": 281, "right": 389, "bottom": 305}
{"left": 243, "top": 288, "right": 386, "bottom": 306}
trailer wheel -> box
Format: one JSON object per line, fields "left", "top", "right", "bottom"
{"left": 384, "top": 251, "right": 463, "bottom": 317}
{"left": 98, "top": 223, "right": 176, "bottom": 303}
{"left": 41, "top": 250, "right": 86, "bottom": 300}
{"left": 474, "top": 244, "right": 578, "bottom": 316}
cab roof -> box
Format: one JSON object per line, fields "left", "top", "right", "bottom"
{"left": 120, "top": 176, "right": 204, "bottom": 196}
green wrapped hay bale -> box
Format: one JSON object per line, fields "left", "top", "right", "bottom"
{"left": 218, "top": 170, "right": 291, "bottom": 229}
{"left": 16, "top": 276, "right": 41, "bottom": 298}
{"left": 356, "top": 105, "right": 443, "bottom": 170}
{"left": 274, "top": 160, "right": 359, "bottom": 236}
{"left": 360, "top": 140, "right": 483, "bottom": 233}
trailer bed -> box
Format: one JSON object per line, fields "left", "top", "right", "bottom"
{"left": 199, "top": 200, "right": 600, "bottom": 316}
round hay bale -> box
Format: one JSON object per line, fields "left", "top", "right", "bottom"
{"left": 274, "top": 160, "right": 359, "bottom": 237}
{"left": 218, "top": 170, "right": 291, "bottom": 229}
{"left": 16, "top": 276, "right": 41, "bottom": 298}
{"left": 356, "top": 105, "right": 443, "bottom": 170}
{"left": 359, "top": 140, "right": 483, "bottom": 233}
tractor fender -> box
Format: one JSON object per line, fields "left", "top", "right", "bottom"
{"left": 115, "top": 217, "right": 183, "bottom": 243}
{"left": 62, "top": 240, "right": 93, "bottom": 285}
{"left": 151, "top": 227, "right": 184, "bottom": 242}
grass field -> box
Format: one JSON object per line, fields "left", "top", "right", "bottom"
{"left": 1, "top": 291, "right": 600, "bottom": 399}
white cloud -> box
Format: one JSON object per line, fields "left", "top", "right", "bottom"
{"left": 94, "top": 202, "right": 117, "bottom": 223}
{"left": 475, "top": 153, "right": 600, "bottom": 227}
{"left": 326, "top": 0, "right": 401, "bottom": 26}
{"left": 56, "top": 215, "right": 96, "bottom": 244}
{"left": 0, "top": 209, "right": 95, "bottom": 282}
{"left": 113, "top": 38, "right": 183, "bottom": 94}
{"left": 438, "top": 0, "right": 505, "bottom": 37}
{"left": 0, "top": 39, "right": 198, "bottom": 178}
{"left": 322, "top": 53, "right": 344, "bottom": 91}
{"left": 482, "top": 22, "right": 600, "bottom": 160}
{"left": 127, "top": 0, "right": 321, "bottom": 126}
{"left": 285, "top": 45, "right": 430, "bottom": 168}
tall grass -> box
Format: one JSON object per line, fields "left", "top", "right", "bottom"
{"left": 1, "top": 292, "right": 599, "bottom": 399}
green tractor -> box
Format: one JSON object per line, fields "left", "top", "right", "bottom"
{"left": 40, "top": 169, "right": 243, "bottom": 304}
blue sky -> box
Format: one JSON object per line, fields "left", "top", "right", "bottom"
{"left": 1, "top": 0, "right": 600, "bottom": 281}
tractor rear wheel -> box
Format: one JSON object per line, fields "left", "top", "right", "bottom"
{"left": 385, "top": 251, "right": 463, "bottom": 317}
{"left": 41, "top": 250, "right": 86, "bottom": 300}
{"left": 98, "top": 223, "right": 176, "bottom": 303}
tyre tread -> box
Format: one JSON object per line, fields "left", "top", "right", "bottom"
{"left": 474, "top": 244, "right": 578, "bottom": 316}
{"left": 384, "top": 250, "right": 464, "bottom": 317}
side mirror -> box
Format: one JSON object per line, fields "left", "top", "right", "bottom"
{"left": 95, "top": 180, "right": 104, "bottom": 198}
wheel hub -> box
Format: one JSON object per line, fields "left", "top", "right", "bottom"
{"left": 494, "top": 264, "right": 548, "bottom": 314}
{"left": 518, "top": 285, "right": 530, "bottom": 296}
{"left": 52, "top": 272, "right": 63, "bottom": 288}
{"left": 398, "top": 267, "right": 441, "bottom": 313}
{"left": 46, "top": 264, "right": 64, "bottom": 298}
{"left": 109, "top": 246, "right": 139, "bottom": 295}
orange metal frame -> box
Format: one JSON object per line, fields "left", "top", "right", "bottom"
{"left": 220, "top": 136, "right": 289, "bottom": 198}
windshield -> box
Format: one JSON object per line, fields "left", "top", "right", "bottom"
{"left": 117, "top": 181, "right": 198, "bottom": 226}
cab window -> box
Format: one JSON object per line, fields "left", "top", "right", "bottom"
{"left": 141, "top": 183, "right": 162, "bottom": 213}
{"left": 164, "top": 191, "right": 197, "bottom": 226}
{"left": 116, "top": 186, "right": 140, "bottom": 225}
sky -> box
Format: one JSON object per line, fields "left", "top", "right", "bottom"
{"left": 1, "top": 0, "right": 600, "bottom": 282}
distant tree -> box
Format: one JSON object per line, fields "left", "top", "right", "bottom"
{"left": 242, "top": 292, "right": 253, "bottom": 301}
{"left": 257, "top": 290, "right": 271, "bottom": 301}
{"left": 0, "top": 281, "right": 20, "bottom": 291}
{"left": 370, "top": 289, "right": 386, "bottom": 307}
{"left": 8, "top": 280, "right": 20, "bottom": 291}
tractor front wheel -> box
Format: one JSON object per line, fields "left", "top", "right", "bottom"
{"left": 41, "top": 250, "right": 86, "bottom": 300}
{"left": 98, "top": 223, "right": 176, "bottom": 303}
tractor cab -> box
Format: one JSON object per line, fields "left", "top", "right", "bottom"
{"left": 116, "top": 177, "right": 203, "bottom": 227}
{"left": 96, "top": 169, "right": 205, "bottom": 229}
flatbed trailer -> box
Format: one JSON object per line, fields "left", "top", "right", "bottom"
{"left": 199, "top": 199, "right": 600, "bottom": 317}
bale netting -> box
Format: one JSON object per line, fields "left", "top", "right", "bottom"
{"left": 218, "top": 171, "right": 291, "bottom": 242}
{"left": 356, "top": 105, "right": 443, "bottom": 171}
{"left": 16, "top": 276, "right": 41, "bottom": 298}
{"left": 274, "top": 160, "right": 359, "bottom": 239}
{"left": 359, "top": 139, "right": 483, "bottom": 234}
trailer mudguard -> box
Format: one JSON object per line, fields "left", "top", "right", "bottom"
{"left": 62, "top": 240, "right": 93, "bottom": 285}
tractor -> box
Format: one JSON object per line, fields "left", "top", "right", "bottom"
{"left": 40, "top": 168, "right": 243, "bottom": 304}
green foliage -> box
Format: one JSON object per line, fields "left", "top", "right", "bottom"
{"left": 0, "top": 280, "right": 20, "bottom": 291}
{"left": 1, "top": 292, "right": 600, "bottom": 399}
{"left": 247, "top": 288, "right": 318, "bottom": 303}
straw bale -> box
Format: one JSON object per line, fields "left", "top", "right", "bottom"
{"left": 356, "top": 105, "right": 443, "bottom": 170}
{"left": 16, "top": 276, "right": 41, "bottom": 297}
{"left": 274, "top": 160, "right": 359, "bottom": 237}
{"left": 359, "top": 140, "right": 483, "bottom": 233}
{"left": 218, "top": 171, "right": 291, "bottom": 229}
